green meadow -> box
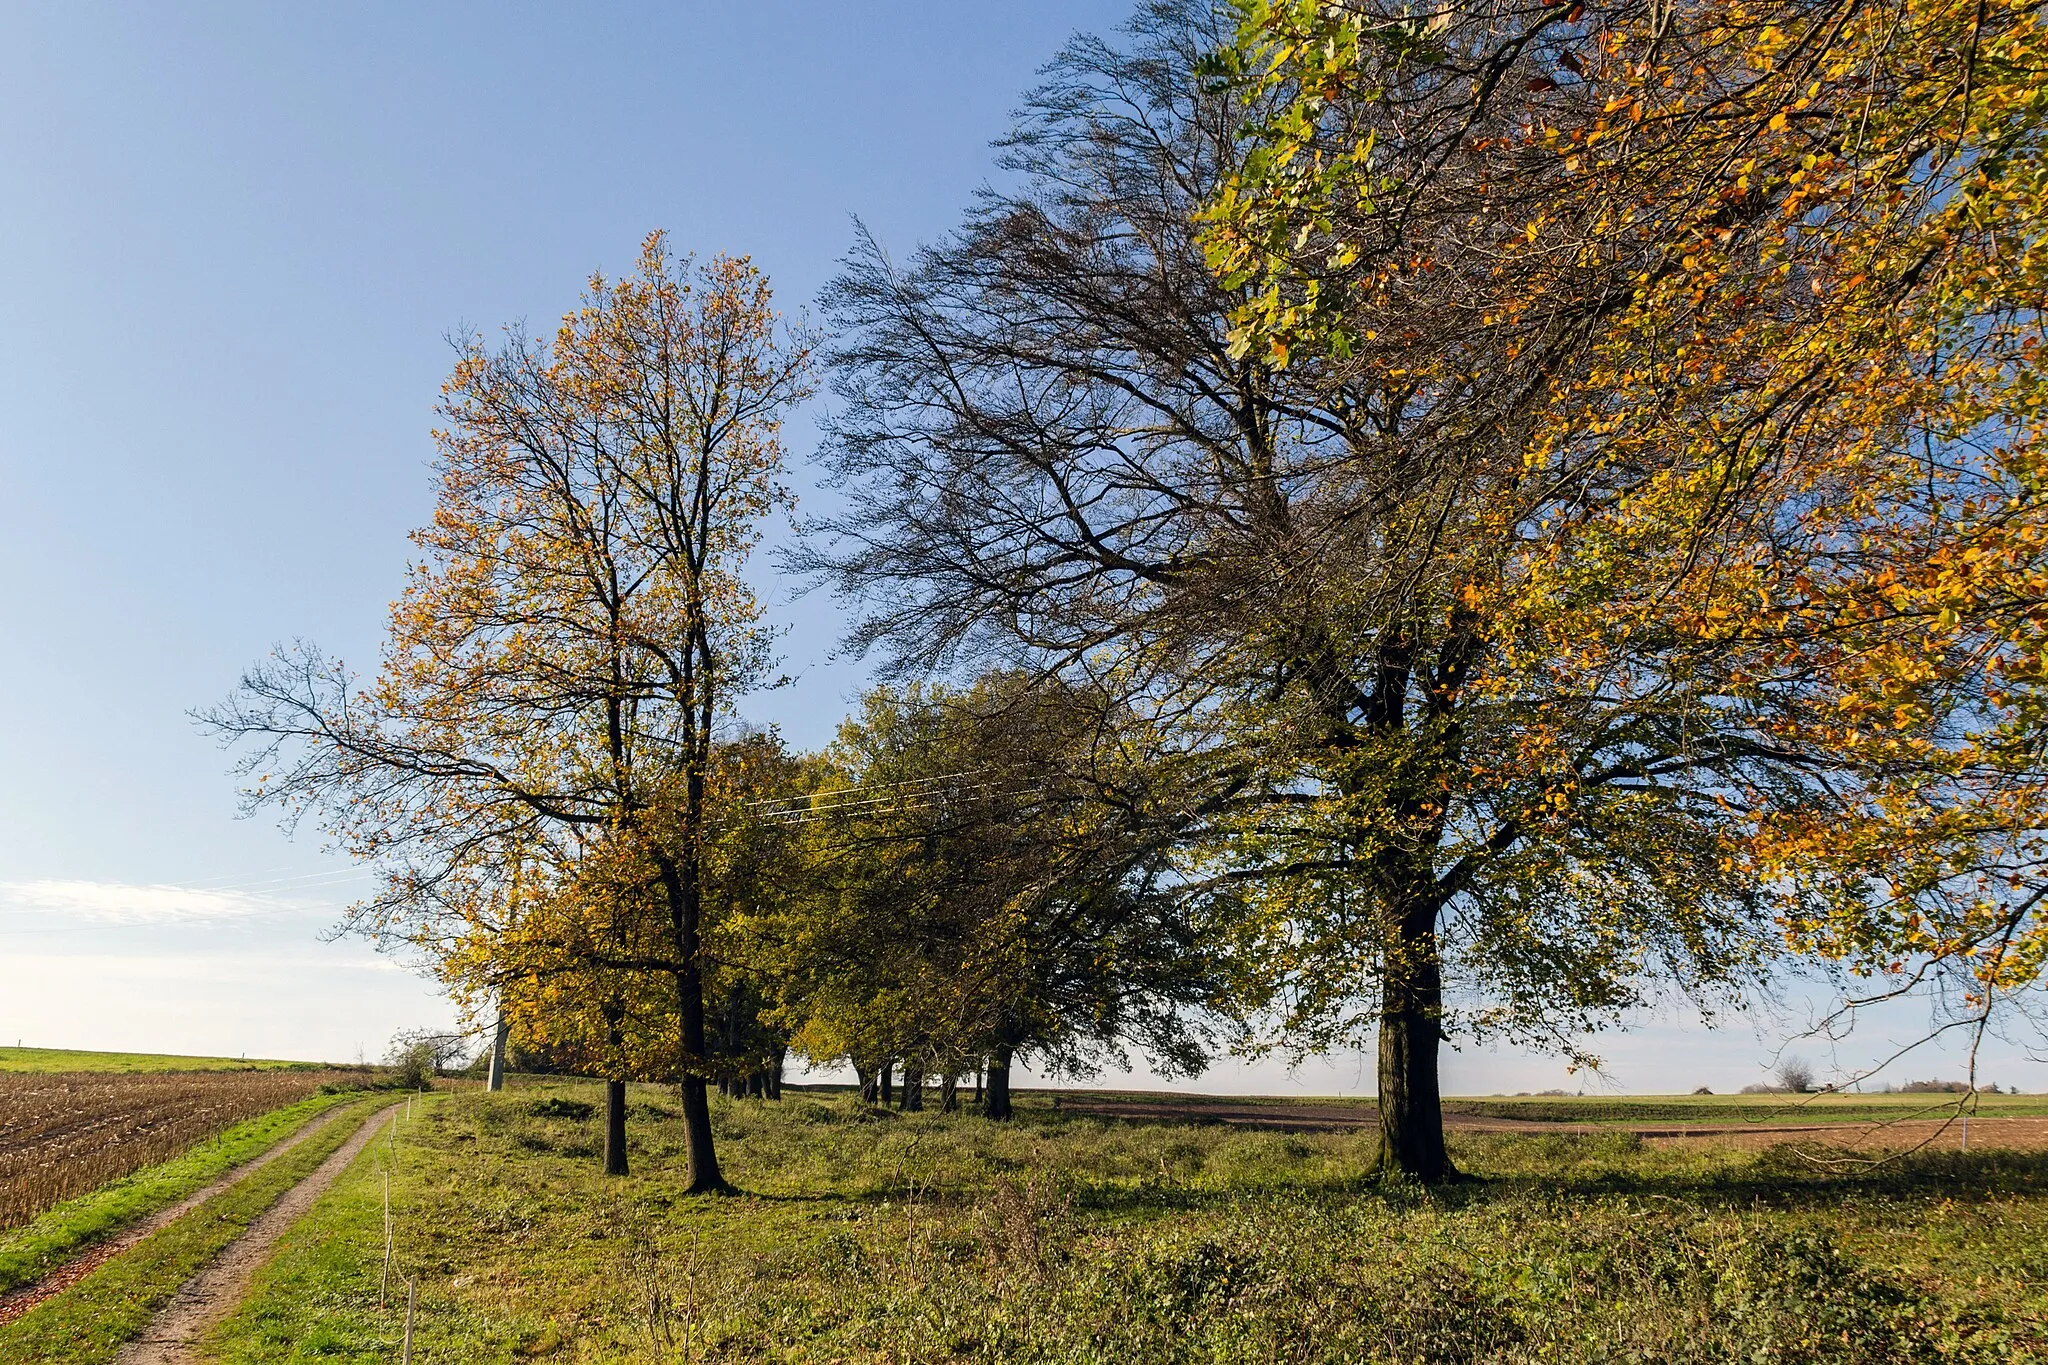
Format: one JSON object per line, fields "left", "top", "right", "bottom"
{"left": 0, "top": 1046, "right": 320, "bottom": 1075}
{"left": 201, "top": 1085, "right": 2047, "bottom": 1363}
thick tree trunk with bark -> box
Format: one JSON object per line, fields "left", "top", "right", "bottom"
{"left": 902, "top": 1066, "right": 923, "bottom": 1111}
{"left": 1350, "top": 629, "right": 1464, "bottom": 1184}
{"left": 1375, "top": 902, "right": 1453, "bottom": 1182}
{"left": 767, "top": 1047, "right": 784, "bottom": 1100}
{"left": 879, "top": 1059, "right": 894, "bottom": 1108}
{"left": 855, "top": 1062, "right": 874, "bottom": 1103}
{"left": 940, "top": 1071, "right": 958, "bottom": 1112}
{"left": 660, "top": 845, "right": 726, "bottom": 1194}
{"left": 984, "top": 1045, "right": 1014, "bottom": 1121}
{"left": 604, "top": 1079, "right": 628, "bottom": 1176}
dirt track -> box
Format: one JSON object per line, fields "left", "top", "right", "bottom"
{"left": 112, "top": 1101, "right": 401, "bottom": 1364}
{"left": 1055, "top": 1096, "right": 2048, "bottom": 1151}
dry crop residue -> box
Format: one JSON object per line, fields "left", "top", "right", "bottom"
{"left": 0, "top": 1070, "right": 351, "bottom": 1230}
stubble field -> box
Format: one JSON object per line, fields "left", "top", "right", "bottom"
{"left": 0, "top": 1069, "right": 354, "bottom": 1231}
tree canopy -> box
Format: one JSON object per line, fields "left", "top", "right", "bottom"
{"left": 203, "top": 234, "right": 813, "bottom": 1189}
{"left": 1202, "top": 0, "right": 2048, "bottom": 1124}
{"left": 203, "top": 0, "right": 2048, "bottom": 1190}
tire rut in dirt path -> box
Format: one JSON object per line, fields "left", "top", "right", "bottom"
{"left": 114, "top": 1102, "right": 403, "bottom": 1365}
{"left": 0, "top": 1100, "right": 361, "bottom": 1329}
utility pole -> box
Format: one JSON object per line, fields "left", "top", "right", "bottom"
{"left": 486, "top": 1010, "right": 509, "bottom": 1093}
{"left": 488, "top": 852, "right": 523, "bottom": 1093}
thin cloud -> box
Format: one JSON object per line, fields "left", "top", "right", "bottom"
{"left": 0, "top": 879, "right": 317, "bottom": 925}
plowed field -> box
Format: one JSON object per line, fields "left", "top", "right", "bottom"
{"left": 0, "top": 1070, "right": 351, "bottom": 1230}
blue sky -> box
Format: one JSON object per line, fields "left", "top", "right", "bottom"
{"left": 0, "top": 2, "right": 2037, "bottom": 1092}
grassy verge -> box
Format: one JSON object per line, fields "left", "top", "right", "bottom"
{"left": 0, "top": 1046, "right": 322, "bottom": 1074}
{"left": 204, "top": 1086, "right": 2048, "bottom": 1363}
{"left": 0, "top": 1094, "right": 384, "bottom": 1365}
{"left": 0, "top": 1087, "right": 369, "bottom": 1292}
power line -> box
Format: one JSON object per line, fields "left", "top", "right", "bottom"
{"left": 748, "top": 768, "right": 1037, "bottom": 824}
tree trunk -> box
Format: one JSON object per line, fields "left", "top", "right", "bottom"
{"left": 604, "top": 1079, "right": 628, "bottom": 1176}
{"left": 973, "top": 1065, "right": 983, "bottom": 1107}
{"left": 657, "top": 847, "right": 726, "bottom": 1194}
{"left": 879, "top": 1059, "right": 894, "bottom": 1108}
{"left": 855, "top": 1062, "right": 874, "bottom": 1104}
{"left": 902, "top": 1065, "right": 924, "bottom": 1111}
{"left": 1375, "top": 903, "right": 1453, "bottom": 1182}
{"left": 940, "top": 1071, "right": 959, "bottom": 1113}
{"left": 767, "top": 1047, "right": 784, "bottom": 1100}
{"left": 486, "top": 1012, "right": 509, "bottom": 1093}
{"left": 984, "top": 1045, "right": 1014, "bottom": 1121}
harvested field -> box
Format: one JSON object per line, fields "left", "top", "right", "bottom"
{"left": 0, "top": 1071, "right": 356, "bottom": 1230}
{"left": 1052, "top": 1091, "right": 2048, "bottom": 1151}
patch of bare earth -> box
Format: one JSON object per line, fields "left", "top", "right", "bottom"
{"left": 1644, "top": 1115, "right": 2048, "bottom": 1152}
{"left": 1057, "top": 1097, "right": 2048, "bottom": 1150}
{"left": 0, "top": 1070, "right": 356, "bottom": 1230}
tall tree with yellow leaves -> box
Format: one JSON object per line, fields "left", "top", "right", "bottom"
{"left": 1204, "top": 0, "right": 2048, "bottom": 1107}
{"left": 202, "top": 233, "right": 812, "bottom": 1192}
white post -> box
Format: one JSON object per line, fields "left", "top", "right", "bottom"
{"left": 487, "top": 1011, "right": 509, "bottom": 1093}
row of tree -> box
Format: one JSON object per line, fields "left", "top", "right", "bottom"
{"left": 202, "top": 0, "right": 2048, "bottom": 1184}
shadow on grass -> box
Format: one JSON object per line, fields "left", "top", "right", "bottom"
{"left": 791, "top": 1139, "right": 2048, "bottom": 1218}
{"left": 1459, "top": 1144, "right": 2048, "bottom": 1206}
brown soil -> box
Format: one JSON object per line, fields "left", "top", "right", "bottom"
{"left": 112, "top": 1101, "right": 401, "bottom": 1364}
{"left": 1644, "top": 1114, "right": 2048, "bottom": 1152}
{"left": 0, "top": 1100, "right": 358, "bottom": 1328}
{"left": 0, "top": 1070, "right": 353, "bottom": 1232}
{"left": 1056, "top": 1096, "right": 2048, "bottom": 1151}
{"left": 1059, "top": 1096, "right": 1627, "bottom": 1133}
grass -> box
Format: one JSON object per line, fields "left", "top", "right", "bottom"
{"left": 0, "top": 1086, "right": 365, "bottom": 1295}
{"left": 0, "top": 1093, "right": 385, "bottom": 1365}
{"left": 0, "top": 1045, "right": 324, "bottom": 1074}
{"left": 204, "top": 1086, "right": 2048, "bottom": 1363}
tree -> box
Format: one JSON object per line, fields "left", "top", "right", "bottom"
{"left": 1207, "top": 0, "right": 2048, "bottom": 1092}
{"left": 767, "top": 678, "right": 1238, "bottom": 1118}
{"left": 1776, "top": 1057, "right": 1818, "bottom": 1095}
{"left": 201, "top": 233, "right": 812, "bottom": 1192}
{"left": 700, "top": 731, "right": 814, "bottom": 1100}
{"left": 805, "top": 1, "right": 1837, "bottom": 1180}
